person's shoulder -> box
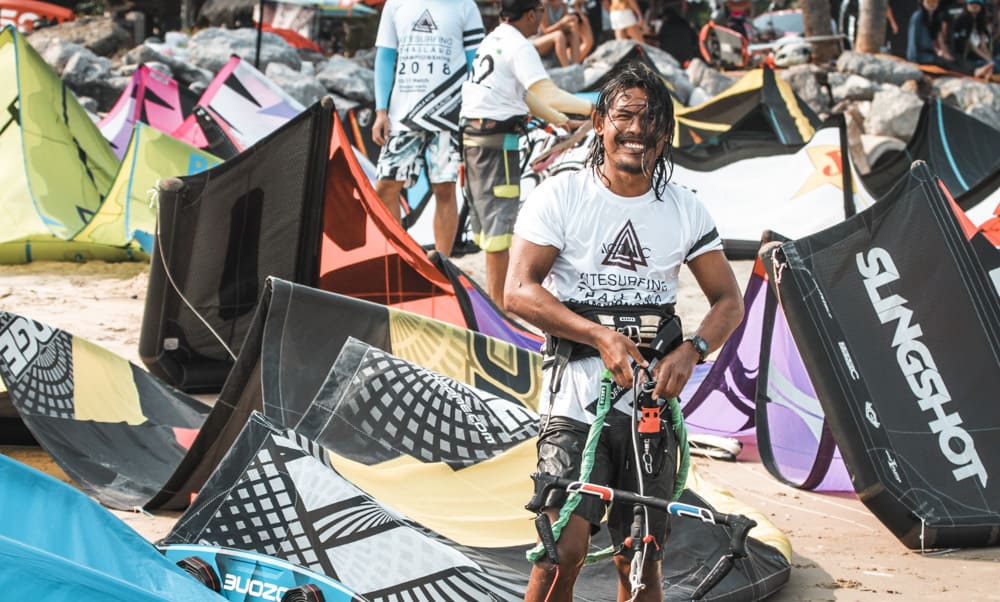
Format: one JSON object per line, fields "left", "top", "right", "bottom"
{"left": 531, "top": 169, "right": 589, "bottom": 200}
{"left": 659, "top": 180, "right": 706, "bottom": 210}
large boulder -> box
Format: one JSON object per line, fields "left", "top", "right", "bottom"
{"left": 780, "top": 64, "right": 831, "bottom": 117}
{"left": 122, "top": 42, "right": 212, "bottom": 88}
{"left": 62, "top": 51, "right": 126, "bottom": 112}
{"left": 548, "top": 64, "right": 586, "bottom": 94}
{"left": 26, "top": 16, "right": 131, "bottom": 58}
{"left": 836, "top": 51, "right": 922, "bottom": 86}
{"left": 30, "top": 37, "right": 88, "bottom": 74}
{"left": 828, "top": 72, "right": 879, "bottom": 102}
{"left": 265, "top": 62, "right": 327, "bottom": 107}
{"left": 685, "top": 58, "right": 736, "bottom": 99}
{"left": 186, "top": 27, "right": 301, "bottom": 74}
{"left": 316, "top": 55, "right": 374, "bottom": 103}
{"left": 931, "top": 77, "right": 1000, "bottom": 128}
{"left": 865, "top": 86, "right": 923, "bottom": 140}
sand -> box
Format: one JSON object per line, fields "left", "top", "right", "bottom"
{"left": 2, "top": 256, "right": 998, "bottom": 601}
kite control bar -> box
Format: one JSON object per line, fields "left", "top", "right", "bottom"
{"left": 526, "top": 472, "right": 757, "bottom": 601}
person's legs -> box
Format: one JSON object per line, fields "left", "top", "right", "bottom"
{"left": 485, "top": 249, "right": 509, "bottom": 309}
{"left": 577, "top": 12, "right": 595, "bottom": 58}
{"left": 374, "top": 131, "right": 425, "bottom": 223}
{"left": 461, "top": 128, "right": 522, "bottom": 308}
{"left": 430, "top": 182, "right": 457, "bottom": 256}
{"left": 426, "top": 131, "right": 462, "bottom": 256}
{"left": 613, "top": 555, "right": 664, "bottom": 602}
{"left": 524, "top": 512, "right": 592, "bottom": 602}
{"left": 534, "top": 30, "right": 572, "bottom": 66}
{"left": 374, "top": 179, "right": 405, "bottom": 223}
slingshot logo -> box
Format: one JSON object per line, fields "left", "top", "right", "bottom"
{"left": 222, "top": 573, "right": 288, "bottom": 601}
{"left": 601, "top": 220, "right": 648, "bottom": 271}
{"left": 857, "top": 247, "right": 988, "bottom": 488}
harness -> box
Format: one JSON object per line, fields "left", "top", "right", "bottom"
{"left": 528, "top": 302, "right": 693, "bottom": 600}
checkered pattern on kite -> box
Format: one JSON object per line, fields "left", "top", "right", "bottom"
{"left": 0, "top": 313, "right": 74, "bottom": 419}
{"left": 201, "top": 443, "right": 322, "bottom": 570}
{"left": 332, "top": 346, "right": 536, "bottom": 469}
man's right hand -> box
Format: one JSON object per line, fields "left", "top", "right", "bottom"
{"left": 372, "top": 109, "right": 390, "bottom": 146}
{"left": 594, "top": 327, "right": 647, "bottom": 389}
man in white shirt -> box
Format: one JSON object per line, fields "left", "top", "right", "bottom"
{"left": 372, "top": 0, "right": 484, "bottom": 256}
{"left": 460, "top": 0, "right": 592, "bottom": 309}
{"left": 506, "top": 63, "right": 744, "bottom": 602}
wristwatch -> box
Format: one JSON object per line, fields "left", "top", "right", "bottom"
{"left": 684, "top": 335, "right": 709, "bottom": 364}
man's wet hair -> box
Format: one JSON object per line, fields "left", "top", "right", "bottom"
{"left": 585, "top": 62, "right": 675, "bottom": 199}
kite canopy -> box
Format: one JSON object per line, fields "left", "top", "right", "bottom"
{"left": 0, "top": 26, "right": 120, "bottom": 263}
{"left": 141, "top": 97, "right": 539, "bottom": 393}
{"left": 861, "top": 98, "right": 1000, "bottom": 222}
{"left": 765, "top": 160, "right": 1000, "bottom": 549}
{"left": 0, "top": 454, "right": 222, "bottom": 601}
{"left": 0, "top": 312, "right": 210, "bottom": 509}
{"left": 98, "top": 65, "right": 199, "bottom": 159}
{"left": 0, "top": 0, "right": 73, "bottom": 33}
{"left": 674, "top": 66, "right": 820, "bottom": 149}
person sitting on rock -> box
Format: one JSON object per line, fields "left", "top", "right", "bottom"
{"left": 949, "top": 0, "right": 1000, "bottom": 78}
{"left": 907, "top": 0, "right": 961, "bottom": 68}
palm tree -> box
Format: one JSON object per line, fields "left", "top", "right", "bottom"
{"left": 800, "top": 0, "right": 840, "bottom": 63}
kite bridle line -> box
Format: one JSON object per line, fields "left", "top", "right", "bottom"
{"left": 152, "top": 185, "right": 238, "bottom": 362}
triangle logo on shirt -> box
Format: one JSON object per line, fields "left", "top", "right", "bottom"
{"left": 412, "top": 10, "right": 438, "bottom": 33}
{"left": 601, "top": 220, "right": 648, "bottom": 271}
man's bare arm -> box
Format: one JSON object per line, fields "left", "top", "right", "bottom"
{"left": 505, "top": 235, "right": 647, "bottom": 387}
{"left": 652, "top": 250, "right": 744, "bottom": 399}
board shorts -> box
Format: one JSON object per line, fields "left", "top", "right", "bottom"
{"left": 535, "top": 415, "right": 678, "bottom": 559}
{"left": 461, "top": 119, "right": 524, "bottom": 253}
{"left": 375, "top": 129, "right": 459, "bottom": 187}
{"left": 609, "top": 9, "right": 639, "bottom": 31}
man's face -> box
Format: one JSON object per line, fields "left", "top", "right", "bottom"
{"left": 595, "top": 87, "right": 667, "bottom": 176}
{"left": 923, "top": 0, "right": 939, "bottom": 11}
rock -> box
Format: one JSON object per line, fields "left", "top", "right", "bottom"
{"left": 780, "top": 64, "right": 830, "bottom": 117}
{"left": 860, "top": 134, "right": 906, "bottom": 166}
{"left": 686, "top": 87, "right": 711, "bottom": 107}
{"left": 186, "top": 27, "right": 301, "bottom": 74}
{"left": 33, "top": 37, "right": 87, "bottom": 74}
{"left": 582, "top": 40, "right": 686, "bottom": 93}
{"left": 77, "top": 96, "right": 99, "bottom": 114}
{"left": 828, "top": 72, "right": 878, "bottom": 102}
{"left": 61, "top": 50, "right": 113, "bottom": 89}
{"left": 932, "top": 77, "right": 1000, "bottom": 115}
{"left": 351, "top": 47, "right": 376, "bottom": 70}
{"left": 264, "top": 62, "right": 327, "bottom": 107}
{"left": 685, "top": 58, "right": 735, "bottom": 98}
{"left": 316, "top": 55, "right": 374, "bottom": 103}
{"left": 123, "top": 42, "right": 211, "bottom": 88}
{"left": 26, "top": 16, "right": 131, "bottom": 58}
{"left": 865, "top": 86, "right": 923, "bottom": 140}
{"left": 548, "top": 64, "right": 586, "bottom": 94}
{"left": 836, "top": 50, "right": 922, "bottom": 86}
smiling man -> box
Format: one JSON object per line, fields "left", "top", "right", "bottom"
{"left": 506, "top": 63, "right": 744, "bottom": 602}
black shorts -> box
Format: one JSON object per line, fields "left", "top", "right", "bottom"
{"left": 535, "top": 416, "right": 678, "bottom": 559}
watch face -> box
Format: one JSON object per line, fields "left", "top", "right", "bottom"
{"left": 689, "top": 335, "right": 708, "bottom": 360}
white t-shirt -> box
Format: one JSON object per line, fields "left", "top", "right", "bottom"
{"left": 514, "top": 168, "right": 723, "bottom": 422}
{"left": 376, "top": 0, "right": 484, "bottom": 132}
{"left": 460, "top": 23, "right": 550, "bottom": 121}
{"left": 515, "top": 169, "right": 722, "bottom": 306}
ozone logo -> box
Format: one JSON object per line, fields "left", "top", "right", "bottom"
{"left": 222, "top": 574, "right": 289, "bottom": 601}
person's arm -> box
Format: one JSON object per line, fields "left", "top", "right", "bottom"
{"left": 906, "top": 11, "right": 921, "bottom": 62}
{"left": 506, "top": 236, "right": 648, "bottom": 388}
{"left": 937, "top": 17, "right": 954, "bottom": 59}
{"left": 372, "top": 46, "right": 397, "bottom": 146}
{"left": 650, "top": 250, "right": 744, "bottom": 399}
{"left": 887, "top": 6, "right": 899, "bottom": 35}
{"left": 527, "top": 79, "right": 594, "bottom": 117}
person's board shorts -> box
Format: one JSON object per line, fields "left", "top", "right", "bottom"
{"left": 461, "top": 116, "right": 526, "bottom": 252}
{"left": 375, "top": 130, "right": 460, "bottom": 187}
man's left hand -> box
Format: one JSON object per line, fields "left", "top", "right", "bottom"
{"left": 651, "top": 343, "right": 699, "bottom": 400}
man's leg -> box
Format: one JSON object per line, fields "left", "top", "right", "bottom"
{"left": 485, "top": 248, "right": 509, "bottom": 311}
{"left": 523, "top": 512, "right": 592, "bottom": 602}
{"left": 430, "top": 182, "right": 458, "bottom": 257}
{"left": 613, "top": 555, "right": 663, "bottom": 602}
{"left": 374, "top": 179, "right": 405, "bottom": 224}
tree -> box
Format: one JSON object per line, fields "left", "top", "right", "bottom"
{"left": 801, "top": 0, "right": 841, "bottom": 64}
{"left": 855, "top": 0, "right": 890, "bottom": 53}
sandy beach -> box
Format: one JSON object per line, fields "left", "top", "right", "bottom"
{"left": 2, "top": 256, "right": 999, "bottom": 601}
